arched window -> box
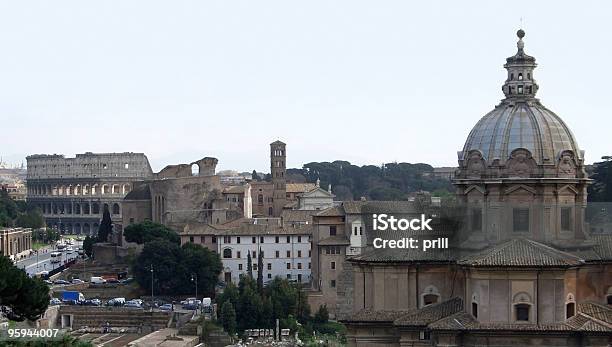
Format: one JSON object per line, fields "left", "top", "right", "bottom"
{"left": 515, "top": 304, "right": 530, "bottom": 321}
{"left": 91, "top": 184, "right": 97, "bottom": 195}
{"left": 223, "top": 248, "right": 232, "bottom": 259}
{"left": 513, "top": 292, "right": 532, "bottom": 322}
{"left": 518, "top": 73, "right": 523, "bottom": 80}
{"left": 83, "top": 185, "right": 89, "bottom": 195}
{"left": 258, "top": 194, "right": 264, "bottom": 204}
{"left": 421, "top": 285, "right": 440, "bottom": 307}
{"left": 112, "top": 185, "right": 120, "bottom": 194}
{"left": 566, "top": 302, "right": 575, "bottom": 319}
{"left": 83, "top": 204, "right": 90, "bottom": 215}
{"left": 83, "top": 223, "right": 90, "bottom": 234}
{"left": 510, "top": 73, "right": 514, "bottom": 80}
{"left": 101, "top": 184, "right": 108, "bottom": 195}
{"left": 92, "top": 203, "right": 100, "bottom": 215}
{"left": 112, "top": 203, "right": 120, "bottom": 215}
{"left": 123, "top": 184, "right": 131, "bottom": 194}
{"left": 191, "top": 164, "right": 199, "bottom": 176}
{"left": 74, "top": 185, "right": 81, "bottom": 195}
{"left": 472, "top": 302, "right": 478, "bottom": 318}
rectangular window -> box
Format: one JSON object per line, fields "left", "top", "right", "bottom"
{"left": 200, "top": 236, "right": 205, "bottom": 243}
{"left": 309, "top": 250, "right": 311, "bottom": 257}
{"left": 253, "top": 264, "right": 258, "bottom": 271}
{"left": 237, "top": 237, "right": 241, "bottom": 244}
{"left": 297, "top": 236, "right": 302, "bottom": 242}
{"left": 237, "top": 251, "right": 241, "bottom": 258}
{"left": 238, "top": 264, "right": 243, "bottom": 270}
{"left": 513, "top": 208, "right": 529, "bottom": 232}
{"left": 260, "top": 236, "right": 264, "bottom": 243}
{"left": 275, "top": 251, "right": 280, "bottom": 258}
{"left": 212, "top": 236, "right": 216, "bottom": 243}
{"left": 267, "top": 273, "right": 272, "bottom": 279}
{"left": 561, "top": 207, "right": 572, "bottom": 231}
{"left": 287, "top": 274, "right": 291, "bottom": 279}
{"left": 189, "top": 236, "right": 194, "bottom": 243}
{"left": 297, "top": 263, "right": 302, "bottom": 269}
{"left": 267, "top": 263, "right": 272, "bottom": 270}
{"left": 275, "top": 236, "right": 279, "bottom": 243}
{"left": 252, "top": 237, "right": 256, "bottom": 243}
{"left": 308, "top": 262, "right": 311, "bottom": 269}
{"left": 298, "top": 274, "right": 302, "bottom": 282}
{"left": 330, "top": 280, "right": 336, "bottom": 288}
{"left": 297, "top": 250, "right": 302, "bottom": 257}
{"left": 331, "top": 261, "right": 336, "bottom": 270}
{"left": 252, "top": 251, "right": 256, "bottom": 258}
{"left": 286, "top": 236, "right": 291, "bottom": 243}
{"left": 286, "top": 263, "right": 291, "bottom": 269}
{"left": 472, "top": 208, "right": 482, "bottom": 231}
{"left": 287, "top": 250, "right": 291, "bottom": 257}
{"left": 330, "top": 226, "right": 337, "bottom": 236}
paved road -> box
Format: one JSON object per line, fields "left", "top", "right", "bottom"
{"left": 14, "top": 240, "right": 83, "bottom": 277}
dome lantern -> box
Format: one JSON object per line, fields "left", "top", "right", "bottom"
{"left": 502, "top": 30, "right": 539, "bottom": 99}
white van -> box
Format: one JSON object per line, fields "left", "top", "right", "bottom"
{"left": 90, "top": 276, "right": 106, "bottom": 284}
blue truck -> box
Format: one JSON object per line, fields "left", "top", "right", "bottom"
{"left": 61, "top": 291, "right": 85, "bottom": 304}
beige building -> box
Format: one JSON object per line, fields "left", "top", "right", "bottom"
{"left": 337, "top": 30, "right": 612, "bottom": 346}
{"left": 0, "top": 227, "right": 33, "bottom": 261}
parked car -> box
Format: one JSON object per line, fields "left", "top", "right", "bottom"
{"left": 49, "top": 298, "right": 61, "bottom": 305}
{"left": 106, "top": 297, "right": 126, "bottom": 306}
{"left": 120, "top": 277, "right": 134, "bottom": 284}
{"left": 53, "top": 279, "right": 70, "bottom": 285}
{"left": 82, "top": 299, "right": 101, "bottom": 306}
{"left": 90, "top": 276, "right": 106, "bottom": 284}
{"left": 159, "top": 303, "right": 173, "bottom": 312}
{"left": 124, "top": 300, "right": 142, "bottom": 308}
{"left": 71, "top": 278, "right": 85, "bottom": 284}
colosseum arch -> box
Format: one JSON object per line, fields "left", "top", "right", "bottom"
{"left": 59, "top": 185, "right": 65, "bottom": 195}
{"left": 122, "top": 184, "right": 131, "bottom": 194}
{"left": 101, "top": 184, "right": 109, "bottom": 195}
{"left": 112, "top": 203, "right": 120, "bottom": 215}
{"left": 91, "top": 184, "right": 98, "bottom": 195}
{"left": 92, "top": 203, "right": 100, "bottom": 215}
{"left": 83, "top": 184, "right": 89, "bottom": 195}
{"left": 112, "top": 184, "right": 120, "bottom": 194}
{"left": 83, "top": 203, "right": 90, "bottom": 215}
{"left": 74, "top": 185, "right": 81, "bottom": 195}
{"left": 75, "top": 204, "right": 81, "bottom": 214}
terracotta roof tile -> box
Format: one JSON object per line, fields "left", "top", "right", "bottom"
{"left": 342, "top": 309, "right": 411, "bottom": 323}
{"left": 458, "top": 238, "right": 584, "bottom": 267}
{"left": 318, "top": 236, "right": 350, "bottom": 246}
{"left": 394, "top": 297, "right": 463, "bottom": 326}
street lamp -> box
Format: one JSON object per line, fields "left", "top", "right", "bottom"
{"left": 190, "top": 273, "right": 198, "bottom": 300}
{"left": 150, "top": 264, "right": 154, "bottom": 311}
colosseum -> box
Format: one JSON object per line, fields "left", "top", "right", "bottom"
{"left": 26, "top": 152, "right": 153, "bottom": 234}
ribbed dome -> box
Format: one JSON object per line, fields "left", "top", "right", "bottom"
{"left": 462, "top": 102, "right": 580, "bottom": 165}
{"left": 461, "top": 30, "right": 580, "bottom": 166}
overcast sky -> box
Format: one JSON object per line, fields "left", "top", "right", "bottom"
{"left": 1, "top": 1, "right": 610, "bottom": 172}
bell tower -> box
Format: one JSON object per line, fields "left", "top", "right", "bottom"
{"left": 270, "top": 140, "right": 286, "bottom": 217}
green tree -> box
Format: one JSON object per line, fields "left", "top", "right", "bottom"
{"left": 83, "top": 236, "right": 95, "bottom": 258}
{"left": 237, "top": 280, "right": 262, "bottom": 331}
{"left": 133, "top": 240, "right": 222, "bottom": 296}
{"left": 256, "top": 248, "right": 264, "bottom": 293}
{"left": 97, "top": 207, "right": 113, "bottom": 242}
{"left": 251, "top": 170, "right": 260, "bottom": 181}
{"left": 217, "top": 282, "right": 239, "bottom": 311}
{"left": 246, "top": 252, "right": 253, "bottom": 279}
{"left": 589, "top": 156, "right": 612, "bottom": 202}
{"left": 181, "top": 242, "right": 223, "bottom": 297}
{"left": 123, "top": 221, "right": 180, "bottom": 245}
{"left": 314, "top": 305, "right": 329, "bottom": 324}
{"left": 220, "top": 301, "right": 237, "bottom": 335}
{"left": 0, "top": 256, "right": 49, "bottom": 321}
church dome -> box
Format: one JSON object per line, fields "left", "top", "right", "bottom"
{"left": 459, "top": 30, "right": 581, "bottom": 168}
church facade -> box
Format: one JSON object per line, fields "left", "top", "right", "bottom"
{"left": 341, "top": 30, "right": 612, "bottom": 347}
